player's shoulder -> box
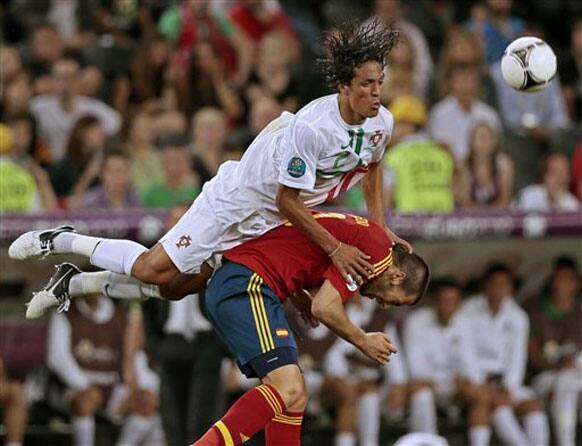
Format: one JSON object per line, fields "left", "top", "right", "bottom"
{"left": 295, "top": 94, "right": 337, "bottom": 125}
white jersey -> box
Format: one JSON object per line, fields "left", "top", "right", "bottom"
{"left": 162, "top": 94, "right": 393, "bottom": 273}
{"left": 403, "top": 307, "right": 481, "bottom": 388}
{"left": 457, "top": 295, "right": 530, "bottom": 391}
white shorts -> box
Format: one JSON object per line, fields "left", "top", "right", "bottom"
{"left": 160, "top": 162, "right": 281, "bottom": 274}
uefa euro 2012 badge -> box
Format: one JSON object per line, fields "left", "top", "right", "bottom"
{"left": 287, "top": 157, "right": 306, "bottom": 178}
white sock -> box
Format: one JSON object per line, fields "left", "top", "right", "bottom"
{"left": 357, "top": 392, "right": 380, "bottom": 446}
{"left": 491, "top": 406, "right": 529, "bottom": 446}
{"left": 69, "top": 272, "right": 161, "bottom": 300}
{"left": 552, "top": 370, "right": 579, "bottom": 446}
{"left": 335, "top": 432, "right": 356, "bottom": 446}
{"left": 116, "top": 414, "right": 155, "bottom": 446}
{"left": 89, "top": 239, "right": 147, "bottom": 275}
{"left": 143, "top": 414, "right": 165, "bottom": 446}
{"left": 53, "top": 232, "right": 99, "bottom": 256}
{"left": 469, "top": 425, "right": 491, "bottom": 446}
{"left": 410, "top": 388, "right": 437, "bottom": 434}
{"left": 524, "top": 411, "right": 550, "bottom": 446}
{"left": 72, "top": 415, "right": 95, "bottom": 446}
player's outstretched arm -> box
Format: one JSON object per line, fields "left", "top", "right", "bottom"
{"left": 276, "top": 184, "right": 373, "bottom": 282}
{"left": 311, "top": 280, "right": 397, "bottom": 364}
{"left": 361, "top": 163, "right": 413, "bottom": 253}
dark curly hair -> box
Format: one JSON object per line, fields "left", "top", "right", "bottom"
{"left": 318, "top": 19, "right": 399, "bottom": 90}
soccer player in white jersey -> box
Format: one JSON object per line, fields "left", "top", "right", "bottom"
{"left": 403, "top": 279, "right": 491, "bottom": 446}
{"left": 458, "top": 264, "right": 550, "bottom": 446}
{"left": 10, "top": 20, "right": 411, "bottom": 317}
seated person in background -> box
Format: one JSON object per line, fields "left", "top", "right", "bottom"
{"left": 428, "top": 65, "right": 501, "bottom": 163}
{"left": 287, "top": 307, "right": 360, "bottom": 446}
{"left": 458, "top": 264, "right": 550, "bottom": 446}
{"left": 141, "top": 133, "right": 200, "bottom": 209}
{"left": 74, "top": 151, "right": 141, "bottom": 210}
{"left": 384, "top": 96, "right": 455, "bottom": 214}
{"left": 517, "top": 153, "right": 580, "bottom": 211}
{"left": 0, "top": 123, "right": 57, "bottom": 213}
{"left": 403, "top": 279, "right": 492, "bottom": 446}
{"left": 326, "top": 297, "right": 408, "bottom": 446}
{"left": 527, "top": 256, "right": 581, "bottom": 446}
{"left": 47, "top": 294, "right": 163, "bottom": 446}
{"left": 190, "top": 107, "right": 229, "bottom": 186}
{"left": 0, "top": 354, "right": 27, "bottom": 446}
{"left": 490, "top": 38, "right": 570, "bottom": 145}
{"left": 457, "top": 122, "right": 514, "bottom": 209}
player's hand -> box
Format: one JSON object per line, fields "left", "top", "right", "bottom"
{"left": 330, "top": 243, "right": 374, "bottom": 285}
{"left": 386, "top": 227, "right": 413, "bottom": 254}
{"left": 358, "top": 332, "right": 398, "bottom": 364}
{"left": 288, "top": 289, "right": 319, "bottom": 328}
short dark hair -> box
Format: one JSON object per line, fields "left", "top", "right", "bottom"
{"left": 431, "top": 277, "right": 460, "bottom": 296}
{"left": 155, "top": 132, "right": 190, "bottom": 150}
{"left": 318, "top": 19, "right": 399, "bottom": 90}
{"left": 393, "top": 245, "right": 431, "bottom": 304}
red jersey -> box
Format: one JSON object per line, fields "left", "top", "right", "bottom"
{"left": 224, "top": 212, "right": 393, "bottom": 302}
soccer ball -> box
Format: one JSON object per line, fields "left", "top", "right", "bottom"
{"left": 500, "top": 37, "right": 557, "bottom": 93}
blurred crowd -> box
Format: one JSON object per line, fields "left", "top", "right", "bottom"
{"left": 0, "top": 0, "right": 581, "bottom": 215}
{"left": 1, "top": 0, "right": 582, "bottom": 445}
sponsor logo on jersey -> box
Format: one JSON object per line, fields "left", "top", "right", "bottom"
{"left": 287, "top": 157, "right": 306, "bottom": 178}
{"left": 176, "top": 234, "right": 192, "bottom": 248}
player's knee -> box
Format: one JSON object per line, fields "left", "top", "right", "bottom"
{"left": 134, "top": 390, "right": 159, "bottom": 416}
{"left": 517, "top": 398, "right": 544, "bottom": 414}
{"left": 266, "top": 366, "right": 309, "bottom": 410}
{"left": 281, "top": 378, "right": 309, "bottom": 411}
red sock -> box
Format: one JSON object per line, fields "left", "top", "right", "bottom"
{"left": 265, "top": 410, "right": 304, "bottom": 446}
{"left": 193, "top": 384, "right": 286, "bottom": 446}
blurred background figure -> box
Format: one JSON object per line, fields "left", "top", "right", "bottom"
{"left": 0, "top": 354, "right": 27, "bottom": 446}
{"left": 404, "top": 279, "right": 491, "bottom": 446}
{"left": 384, "top": 96, "right": 455, "bottom": 214}
{"left": 47, "top": 294, "right": 162, "bottom": 446}
{"left": 141, "top": 133, "right": 199, "bottom": 209}
{"left": 517, "top": 153, "right": 580, "bottom": 211}
{"left": 457, "top": 122, "right": 514, "bottom": 209}
{"left": 527, "top": 256, "right": 581, "bottom": 446}
{"left": 190, "top": 107, "right": 229, "bottom": 185}
{"left": 428, "top": 66, "right": 501, "bottom": 163}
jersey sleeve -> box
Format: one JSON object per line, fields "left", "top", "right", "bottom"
{"left": 278, "top": 119, "right": 321, "bottom": 190}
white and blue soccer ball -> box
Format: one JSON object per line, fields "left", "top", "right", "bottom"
{"left": 500, "top": 36, "right": 557, "bottom": 93}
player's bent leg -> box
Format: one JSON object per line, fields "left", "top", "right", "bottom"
{"left": 455, "top": 379, "right": 491, "bottom": 446}
{"left": 408, "top": 382, "right": 437, "bottom": 434}
{"left": 516, "top": 398, "right": 550, "bottom": 446}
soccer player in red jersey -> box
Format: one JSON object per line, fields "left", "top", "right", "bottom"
{"left": 193, "top": 212, "right": 430, "bottom": 446}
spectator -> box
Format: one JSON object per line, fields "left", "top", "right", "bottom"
{"left": 6, "top": 112, "right": 51, "bottom": 166}
{"left": 385, "top": 36, "right": 422, "bottom": 100}
{"left": 1, "top": 73, "right": 33, "bottom": 119}
{"left": 326, "top": 298, "right": 408, "bottom": 446}
{"left": 0, "top": 45, "right": 24, "bottom": 85}
{"left": 158, "top": 0, "right": 253, "bottom": 85}
{"left": 47, "top": 294, "right": 163, "bottom": 446}
{"left": 245, "top": 30, "right": 300, "bottom": 112}
{"left": 517, "top": 153, "right": 579, "bottom": 211}
{"left": 248, "top": 96, "right": 284, "bottom": 138}
{"left": 22, "top": 23, "right": 65, "bottom": 87}
{"left": 141, "top": 133, "right": 199, "bottom": 209}
{"left": 175, "top": 42, "right": 243, "bottom": 120}
{"left": 0, "top": 354, "right": 27, "bottom": 446}
{"left": 125, "top": 112, "right": 163, "bottom": 196}
{"left": 490, "top": 53, "right": 570, "bottom": 144}
{"left": 459, "top": 264, "right": 550, "bottom": 446}
{"left": 152, "top": 109, "right": 189, "bottom": 139}
{"left": 49, "top": 115, "right": 106, "bottom": 200}
{"left": 74, "top": 151, "right": 141, "bottom": 210}
{"left": 381, "top": 69, "right": 416, "bottom": 106}
{"left": 404, "top": 279, "right": 492, "bottom": 446}
{"left": 384, "top": 96, "right": 455, "bottom": 214}
{"left": 457, "top": 122, "right": 514, "bottom": 209}
{"left": 29, "top": 56, "right": 121, "bottom": 163}
{"left": 371, "top": 0, "right": 433, "bottom": 100}
{"left": 142, "top": 204, "right": 227, "bottom": 445}
{"left": 191, "top": 107, "right": 228, "bottom": 185}
{"left": 572, "top": 142, "right": 582, "bottom": 201}
{"left": 467, "top": 0, "right": 525, "bottom": 64}
{"left": 436, "top": 27, "right": 486, "bottom": 100}
{"left": 559, "top": 18, "right": 582, "bottom": 122}
{"left": 428, "top": 65, "right": 501, "bottom": 162}
{"left": 527, "top": 256, "right": 581, "bottom": 446}
{"left": 0, "top": 123, "right": 58, "bottom": 213}
{"left": 229, "top": 0, "right": 299, "bottom": 57}
{"left": 130, "top": 34, "right": 173, "bottom": 109}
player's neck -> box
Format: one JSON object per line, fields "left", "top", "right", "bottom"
{"left": 338, "top": 95, "right": 366, "bottom": 126}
